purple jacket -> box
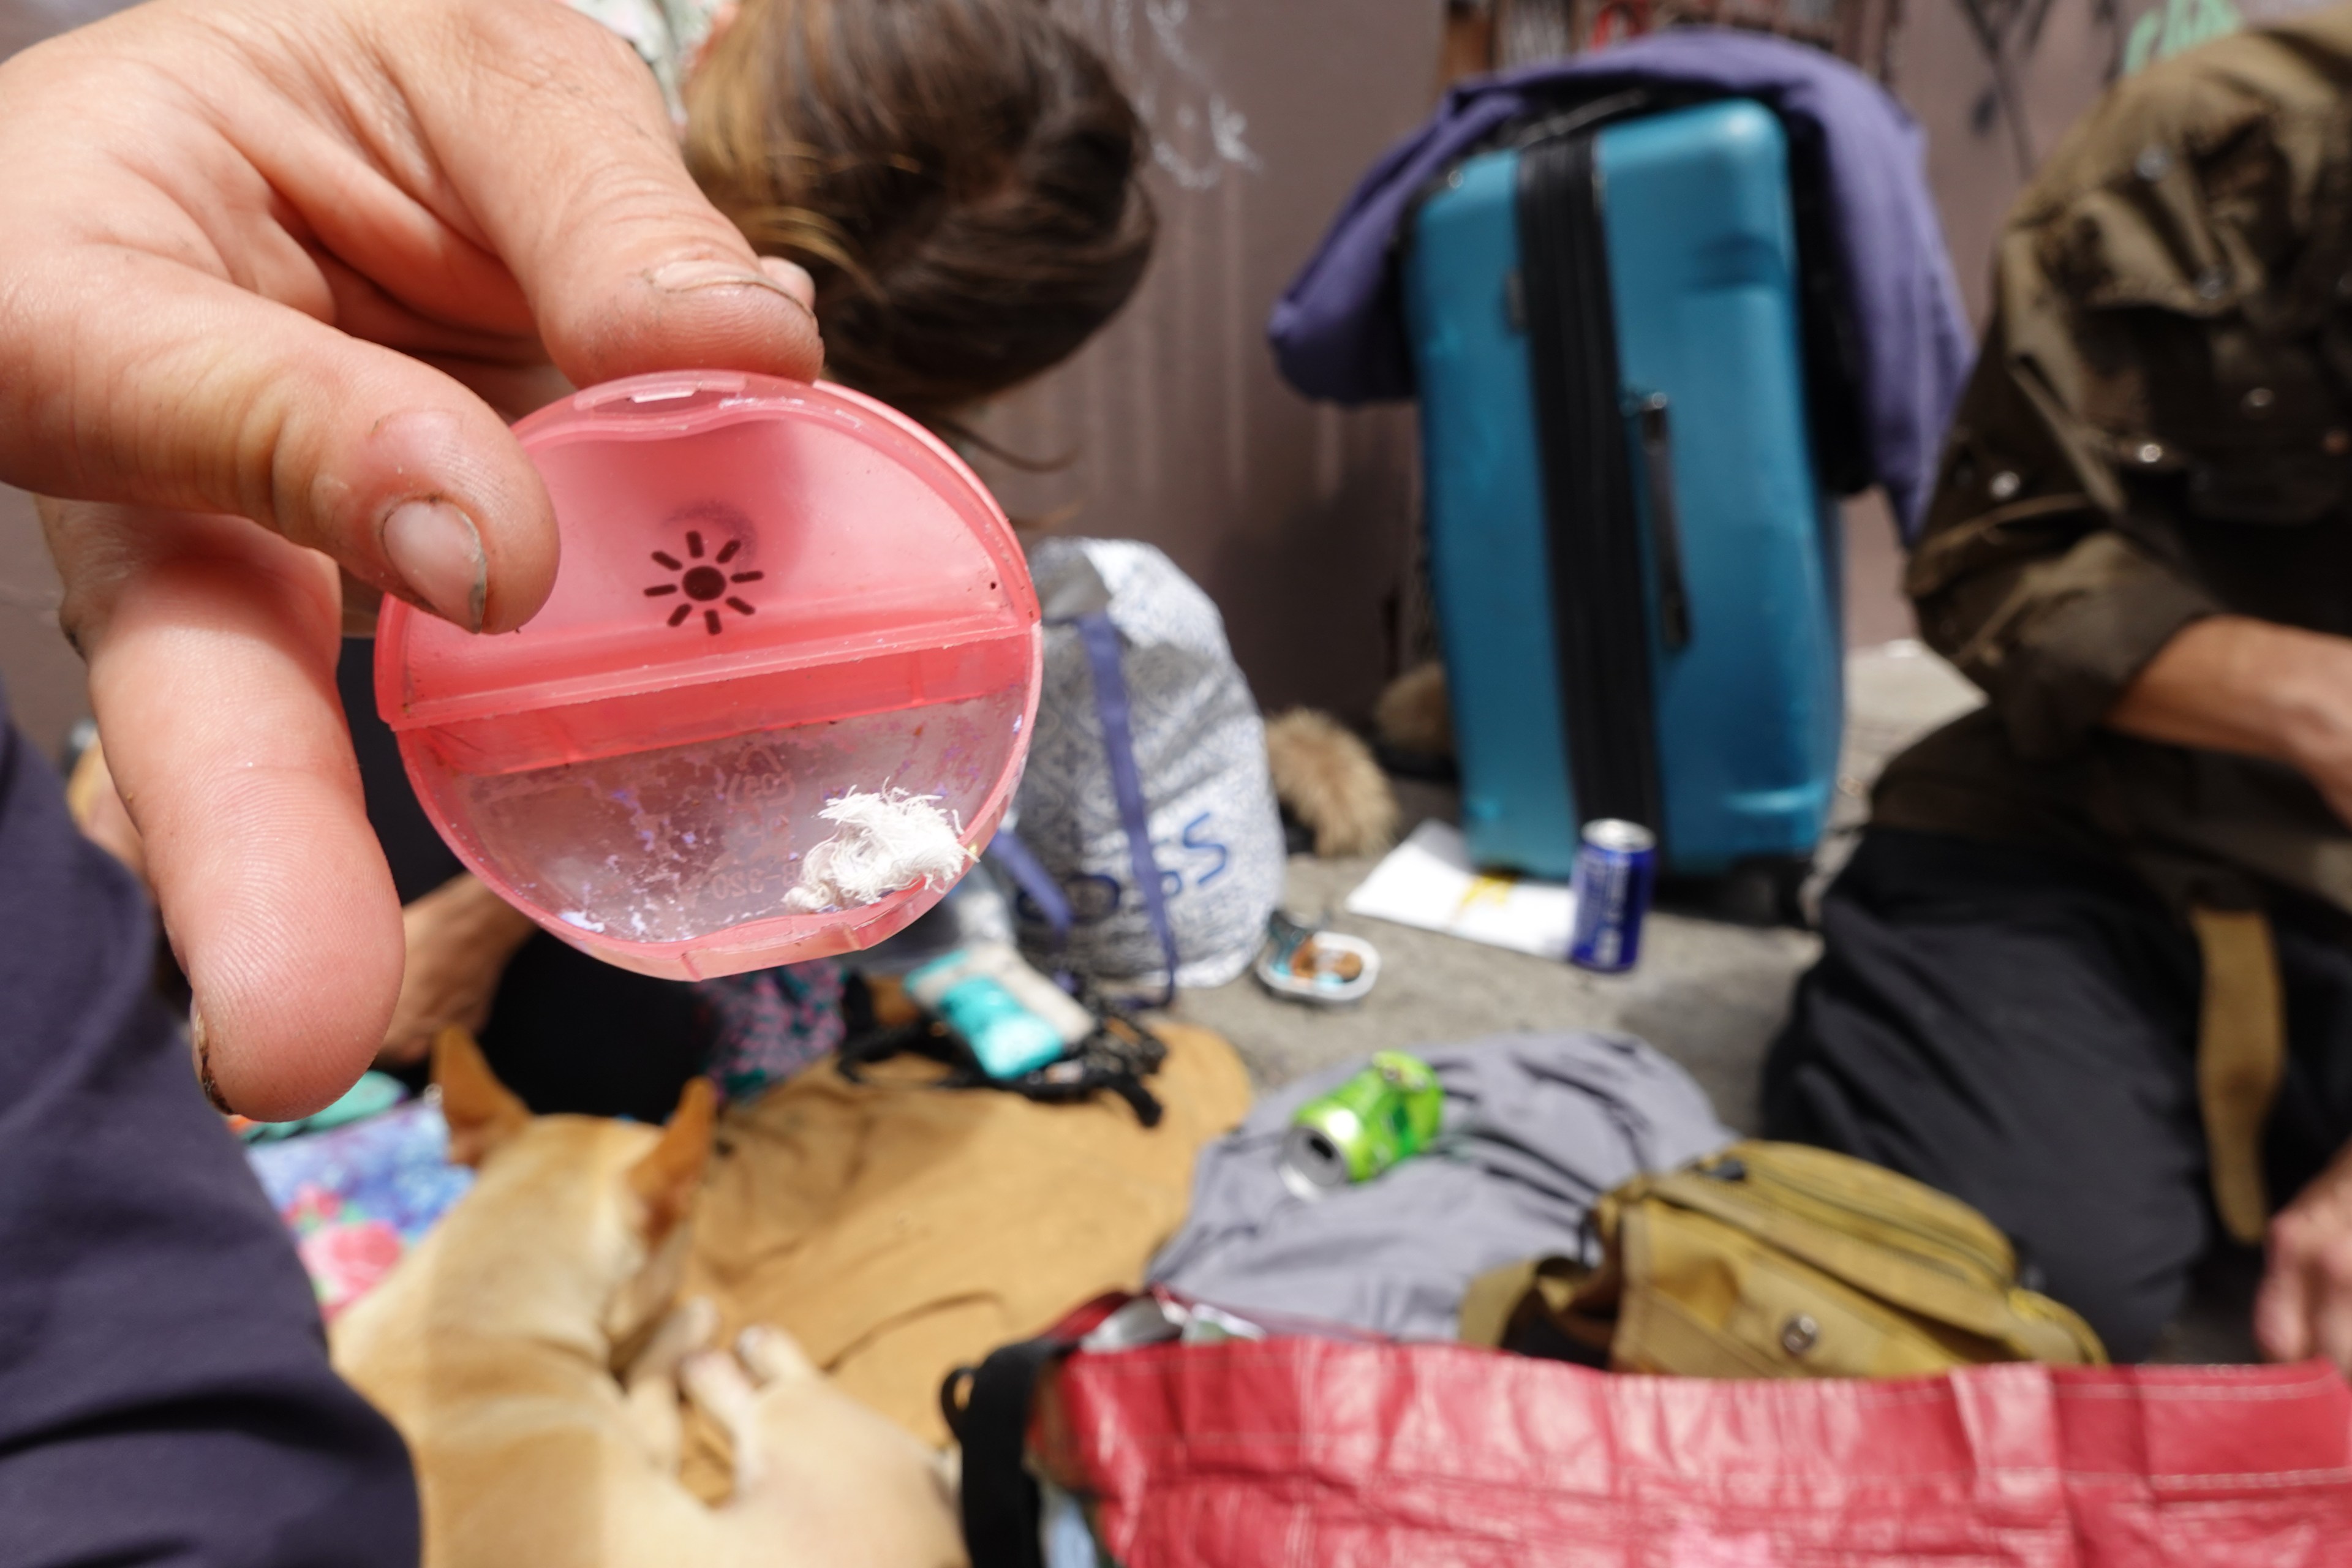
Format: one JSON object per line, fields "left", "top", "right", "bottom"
{"left": 1267, "top": 29, "right": 1970, "bottom": 536}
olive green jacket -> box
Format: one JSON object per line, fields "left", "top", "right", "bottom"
{"left": 1879, "top": 4, "right": 2352, "bottom": 914}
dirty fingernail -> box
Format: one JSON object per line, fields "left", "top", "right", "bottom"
{"left": 190, "top": 1011, "right": 232, "bottom": 1114}
{"left": 652, "top": 258, "right": 796, "bottom": 296}
{"left": 382, "top": 500, "right": 486, "bottom": 632}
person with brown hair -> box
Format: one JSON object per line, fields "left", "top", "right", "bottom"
{"left": 685, "top": 0, "right": 1156, "bottom": 431}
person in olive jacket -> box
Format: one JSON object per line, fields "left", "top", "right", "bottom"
{"left": 1770, "top": 6, "right": 2352, "bottom": 1369}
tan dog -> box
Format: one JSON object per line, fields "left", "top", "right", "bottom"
{"left": 333, "top": 1028, "right": 965, "bottom": 1568}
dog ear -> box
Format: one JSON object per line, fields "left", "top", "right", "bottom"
{"left": 434, "top": 1025, "right": 530, "bottom": 1168}
{"left": 628, "top": 1077, "right": 717, "bottom": 1242}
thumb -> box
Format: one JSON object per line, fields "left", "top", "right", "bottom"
{"left": 401, "top": 0, "right": 824, "bottom": 390}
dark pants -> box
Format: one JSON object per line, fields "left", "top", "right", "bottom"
{"left": 0, "top": 686, "right": 417, "bottom": 1565}
{"left": 1765, "top": 828, "right": 2352, "bottom": 1362}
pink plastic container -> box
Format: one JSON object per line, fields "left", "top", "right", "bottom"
{"left": 374, "top": 371, "right": 1041, "bottom": 979}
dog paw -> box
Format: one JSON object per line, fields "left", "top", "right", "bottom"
{"left": 622, "top": 1298, "right": 720, "bottom": 1473}
{"left": 627, "top": 1297, "right": 720, "bottom": 1385}
{"left": 734, "top": 1323, "right": 820, "bottom": 1386}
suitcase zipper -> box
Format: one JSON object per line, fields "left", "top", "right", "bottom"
{"left": 1515, "top": 126, "right": 1667, "bottom": 840}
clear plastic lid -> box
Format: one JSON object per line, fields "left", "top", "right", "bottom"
{"left": 374, "top": 371, "right": 1041, "bottom": 979}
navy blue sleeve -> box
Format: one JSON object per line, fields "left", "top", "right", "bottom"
{"left": 0, "top": 685, "right": 419, "bottom": 1568}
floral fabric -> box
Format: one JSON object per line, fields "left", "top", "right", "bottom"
{"left": 693, "top": 959, "right": 848, "bottom": 1105}
{"left": 246, "top": 1097, "right": 473, "bottom": 1319}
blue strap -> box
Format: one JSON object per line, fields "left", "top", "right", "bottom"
{"left": 1074, "top": 611, "right": 1180, "bottom": 1006}
{"left": 982, "top": 831, "right": 1071, "bottom": 951}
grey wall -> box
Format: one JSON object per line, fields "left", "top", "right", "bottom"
{"left": 968, "top": 0, "right": 1441, "bottom": 719}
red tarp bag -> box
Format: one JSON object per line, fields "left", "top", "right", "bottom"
{"left": 948, "top": 1293, "right": 2352, "bottom": 1567}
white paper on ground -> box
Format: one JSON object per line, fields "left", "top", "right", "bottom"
{"left": 1342, "top": 820, "right": 1576, "bottom": 960}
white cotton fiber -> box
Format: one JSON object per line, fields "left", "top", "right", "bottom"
{"left": 783, "top": 788, "right": 974, "bottom": 914}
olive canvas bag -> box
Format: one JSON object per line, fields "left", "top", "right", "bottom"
{"left": 1460, "top": 1140, "right": 2106, "bottom": 1377}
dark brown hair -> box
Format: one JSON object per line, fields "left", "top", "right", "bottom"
{"left": 685, "top": 0, "right": 1156, "bottom": 432}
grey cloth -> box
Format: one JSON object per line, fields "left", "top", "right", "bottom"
{"left": 1148, "top": 1032, "right": 1732, "bottom": 1340}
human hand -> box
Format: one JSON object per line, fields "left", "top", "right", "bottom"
{"left": 2263, "top": 631, "right": 2352, "bottom": 832}
{"left": 2255, "top": 1140, "right": 2352, "bottom": 1373}
{"left": 2282, "top": 703, "right": 2352, "bottom": 838}
{"left": 2108, "top": 617, "right": 2352, "bottom": 829}
{"left": 376, "top": 875, "right": 538, "bottom": 1070}
{"left": 3, "top": 0, "right": 820, "bottom": 1117}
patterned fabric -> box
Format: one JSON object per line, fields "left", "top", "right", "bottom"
{"left": 694, "top": 959, "right": 848, "bottom": 1104}
{"left": 1014, "top": 540, "right": 1286, "bottom": 989}
{"left": 246, "top": 1098, "right": 474, "bottom": 1319}
{"left": 239, "top": 959, "right": 844, "bottom": 1320}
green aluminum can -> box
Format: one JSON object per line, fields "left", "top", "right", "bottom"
{"left": 1280, "top": 1050, "right": 1445, "bottom": 1194}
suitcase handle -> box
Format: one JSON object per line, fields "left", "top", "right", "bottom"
{"left": 1630, "top": 392, "right": 1693, "bottom": 652}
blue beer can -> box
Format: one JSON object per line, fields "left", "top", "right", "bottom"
{"left": 1567, "top": 819, "right": 1656, "bottom": 973}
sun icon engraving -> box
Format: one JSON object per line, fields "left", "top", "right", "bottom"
{"left": 643, "top": 529, "right": 763, "bottom": 634}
